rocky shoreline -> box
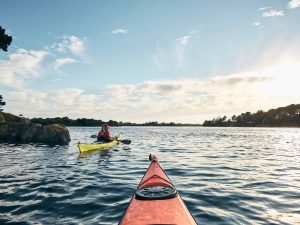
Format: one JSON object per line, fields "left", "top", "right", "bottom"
{"left": 0, "top": 112, "right": 70, "bottom": 145}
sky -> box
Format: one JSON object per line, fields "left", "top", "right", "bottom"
{"left": 0, "top": 0, "right": 300, "bottom": 123}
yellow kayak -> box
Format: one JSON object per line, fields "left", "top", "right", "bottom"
{"left": 78, "top": 135, "right": 119, "bottom": 153}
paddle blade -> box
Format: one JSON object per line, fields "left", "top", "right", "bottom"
{"left": 120, "top": 139, "right": 131, "bottom": 145}
{"left": 90, "top": 134, "right": 97, "bottom": 138}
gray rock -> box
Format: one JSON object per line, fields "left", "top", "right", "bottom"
{"left": 0, "top": 112, "right": 70, "bottom": 145}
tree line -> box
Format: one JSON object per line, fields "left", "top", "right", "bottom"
{"left": 203, "top": 104, "right": 300, "bottom": 127}
{"left": 31, "top": 117, "right": 200, "bottom": 127}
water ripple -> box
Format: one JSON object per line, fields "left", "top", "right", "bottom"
{"left": 1, "top": 127, "right": 300, "bottom": 224}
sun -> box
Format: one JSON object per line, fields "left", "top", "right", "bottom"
{"left": 264, "top": 59, "right": 300, "bottom": 80}
{"left": 257, "top": 58, "right": 300, "bottom": 97}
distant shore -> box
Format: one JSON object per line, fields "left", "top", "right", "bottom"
{"left": 29, "top": 103, "right": 300, "bottom": 128}
{"left": 203, "top": 104, "right": 300, "bottom": 128}
{"left": 31, "top": 117, "right": 201, "bottom": 127}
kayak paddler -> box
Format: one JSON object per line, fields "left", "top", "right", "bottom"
{"left": 97, "top": 124, "right": 112, "bottom": 142}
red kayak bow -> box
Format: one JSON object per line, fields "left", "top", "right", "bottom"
{"left": 119, "top": 154, "right": 197, "bottom": 225}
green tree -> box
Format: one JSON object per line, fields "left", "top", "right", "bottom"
{"left": 231, "top": 115, "right": 237, "bottom": 122}
{"left": 0, "top": 26, "right": 12, "bottom": 52}
{"left": 203, "top": 104, "right": 300, "bottom": 127}
{"left": 0, "top": 95, "right": 5, "bottom": 111}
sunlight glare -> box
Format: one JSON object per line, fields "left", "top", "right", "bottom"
{"left": 257, "top": 59, "right": 300, "bottom": 97}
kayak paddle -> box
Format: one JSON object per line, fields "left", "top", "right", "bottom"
{"left": 90, "top": 134, "right": 131, "bottom": 145}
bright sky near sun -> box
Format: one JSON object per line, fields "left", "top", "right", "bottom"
{"left": 1, "top": 0, "right": 300, "bottom": 123}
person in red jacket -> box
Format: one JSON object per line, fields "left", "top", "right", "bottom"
{"left": 97, "top": 124, "right": 112, "bottom": 142}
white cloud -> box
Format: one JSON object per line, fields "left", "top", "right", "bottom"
{"left": 54, "top": 57, "right": 76, "bottom": 70}
{"left": 50, "top": 78, "right": 61, "bottom": 82}
{"left": 69, "top": 36, "right": 85, "bottom": 55}
{"left": 51, "top": 35, "right": 85, "bottom": 55}
{"left": 153, "top": 31, "right": 196, "bottom": 70}
{"left": 4, "top": 59, "right": 300, "bottom": 123}
{"left": 177, "top": 35, "right": 192, "bottom": 45}
{"left": 6, "top": 89, "right": 100, "bottom": 119}
{"left": 102, "top": 75, "right": 272, "bottom": 118}
{"left": 0, "top": 49, "right": 47, "bottom": 88}
{"left": 175, "top": 31, "right": 195, "bottom": 67}
{"left": 7, "top": 90, "right": 48, "bottom": 110}
{"left": 111, "top": 28, "right": 129, "bottom": 34}
{"left": 3, "top": 36, "right": 300, "bottom": 123}
{"left": 253, "top": 22, "right": 261, "bottom": 26}
{"left": 49, "top": 88, "right": 84, "bottom": 106}
{"left": 263, "top": 10, "right": 284, "bottom": 17}
{"left": 0, "top": 36, "right": 87, "bottom": 90}
{"left": 258, "top": 7, "right": 271, "bottom": 11}
{"left": 288, "top": 0, "right": 300, "bottom": 8}
{"left": 98, "top": 60, "right": 300, "bottom": 122}
{"left": 104, "top": 75, "right": 272, "bottom": 100}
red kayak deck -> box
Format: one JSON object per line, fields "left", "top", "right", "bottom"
{"left": 119, "top": 155, "right": 197, "bottom": 225}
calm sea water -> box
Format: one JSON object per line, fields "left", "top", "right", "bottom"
{"left": 1, "top": 127, "right": 300, "bottom": 225}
